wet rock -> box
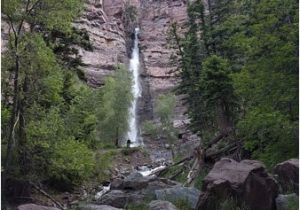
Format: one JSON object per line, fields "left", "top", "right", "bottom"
{"left": 196, "top": 158, "right": 278, "bottom": 210}
{"left": 96, "top": 190, "right": 127, "bottom": 208}
{"left": 276, "top": 194, "right": 298, "bottom": 210}
{"left": 274, "top": 159, "right": 299, "bottom": 193}
{"left": 149, "top": 200, "right": 179, "bottom": 210}
{"left": 73, "top": 0, "right": 127, "bottom": 87}
{"left": 79, "top": 204, "right": 124, "bottom": 210}
{"left": 17, "top": 204, "right": 60, "bottom": 210}
{"left": 155, "top": 186, "right": 200, "bottom": 209}
{"left": 123, "top": 172, "right": 150, "bottom": 190}
{"left": 110, "top": 178, "right": 124, "bottom": 190}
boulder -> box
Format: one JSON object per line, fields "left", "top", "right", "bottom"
{"left": 276, "top": 194, "right": 298, "bottom": 210}
{"left": 122, "top": 172, "right": 150, "bottom": 190}
{"left": 149, "top": 200, "right": 179, "bottom": 210}
{"left": 155, "top": 186, "right": 200, "bottom": 209}
{"left": 274, "top": 159, "right": 299, "bottom": 193}
{"left": 96, "top": 190, "right": 127, "bottom": 208}
{"left": 79, "top": 204, "right": 124, "bottom": 210}
{"left": 17, "top": 204, "right": 60, "bottom": 210}
{"left": 110, "top": 178, "right": 124, "bottom": 190}
{"left": 196, "top": 158, "right": 278, "bottom": 210}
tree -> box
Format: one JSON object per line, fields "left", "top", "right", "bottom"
{"left": 2, "top": 0, "right": 84, "bottom": 175}
{"left": 199, "top": 55, "right": 235, "bottom": 132}
{"left": 168, "top": 0, "right": 298, "bottom": 166}
{"left": 231, "top": 0, "right": 299, "bottom": 166}
{"left": 97, "top": 65, "right": 133, "bottom": 147}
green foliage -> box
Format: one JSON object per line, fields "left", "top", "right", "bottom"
{"left": 94, "top": 150, "right": 118, "bottom": 183}
{"left": 2, "top": 0, "right": 83, "bottom": 32}
{"left": 1, "top": 0, "right": 109, "bottom": 196}
{"left": 287, "top": 196, "right": 299, "bottom": 210}
{"left": 49, "top": 139, "right": 95, "bottom": 186}
{"left": 230, "top": 0, "right": 299, "bottom": 166}
{"left": 155, "top": 93, "right": 176, "bottom": 125}
{"left": 154, "top": 93, "right": 178, "bottom": 143}
{"left": 169, "top": 0, "right": 298, "bottom": 167}
{"left": 194, "top": 167, "right": 209, "bottom": 190}
{"left": 142, "top": 120, "right": 159, "bottom": 138}
{"left": 97, "top": 65, "right": 133, "bottom": 147}
{"left": 237, "top": 108, "right": 298, "bottom": 167}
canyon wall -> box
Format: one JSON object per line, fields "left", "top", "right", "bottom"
{"left": 76, "top": 0, "right": 194, "bottom": 136}
{"left": 1, "top": 0, "right": 199, "bottom": 145}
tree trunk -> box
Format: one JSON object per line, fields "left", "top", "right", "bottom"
{"left": 216, "top": 99, "right": 232, "bottom": 132}
{"left": 115, "top": 127, "right": 119, "bottom": 147}
{"left": 5, "top": 52, "right": 20, "bottom": 172}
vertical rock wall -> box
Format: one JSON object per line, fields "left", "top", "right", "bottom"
{"left": 76, "top": 0, "right": 199, "bottom": 143}
{"left": 1, "top": 0, "right": 199, "bottom": 146}
{"left": 74, "top": 0, "right": 128, "bottom": 87}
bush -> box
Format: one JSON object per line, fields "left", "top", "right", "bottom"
{"left": 142, "top": 120, "right": 159, "bottom": 138}
{"left": 48, "top": 139, "right": 95, "bottom": 187}
{"left": 94, "top": 150, "right": 118, "bottom": 183}
{"left": 287, "top": 196, "right": 299, "bottom": 210}
{"left": 194, "top": 167, "right": 209, "bottom": 190}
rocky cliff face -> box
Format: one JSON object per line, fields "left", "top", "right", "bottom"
{"left": 77, "top": 0, "right": 199, "bottom": 143}
{"left": 74, "top": 0, "right": 128, "bottom": 87}
{"left": 138, "top": 0, "right": 189, "bottom": 130}
{"left": 1, "top": 0, "right": 198, "bottom": 145}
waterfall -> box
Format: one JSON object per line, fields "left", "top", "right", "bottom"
{"left": 127, "top": 28, "right": 142, "bottom": 147}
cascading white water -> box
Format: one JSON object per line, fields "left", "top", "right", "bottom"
{"left": 127, "top": 28, "right": 142, "bottom": 147}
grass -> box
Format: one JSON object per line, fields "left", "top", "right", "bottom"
{"left": 287, "top": 196, "right": 299, "bottom": 210}
{"left": 174, "top": 199, "right": 193, "bottom": 210}
{"left": 161, "top": 164, "right": 188, "bottom": 183}
{"left": 126, "top": 203, "right": 148, "bottom": 210}
{"left": 194, "top": 167, "right": 210, "bottom": 190}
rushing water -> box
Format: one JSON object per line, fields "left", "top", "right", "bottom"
{"left": 127, "top": 28, "right": 142, "bottom": 147}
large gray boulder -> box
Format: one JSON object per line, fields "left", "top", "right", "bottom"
{"left": 17, "top": 204, "right": 60, "bottom": 210}
{"left": 122, "top": 172, "right": 151, "bottom": 190}
{"left": 274, "top": 159, "right": 299, "bottom": 193}
{"left": 275, "top": 194, "right": 298, "bottom": 210}
{"left": 155, "top": 186, "right": 200, "bottom": 209}
{"left": 96, "top": 190, "right": 127, "bottom": 208}
{"left": 196, "top": 158, "right": 278, "bottom": 210}
{"left": 149, "top": 200, "right": 179, "bottom": 210}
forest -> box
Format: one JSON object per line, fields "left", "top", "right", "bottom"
{"left": 1, "top": 0, "right": 299, "bottom": 210}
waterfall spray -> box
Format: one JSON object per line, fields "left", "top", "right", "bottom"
{"left": 127, "top": 28, "right": 142, "bottom": 147}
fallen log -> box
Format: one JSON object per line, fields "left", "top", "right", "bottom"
{"left": 157, "top": 155, "right": 194, "bottom": 176}
{"left": 205, "top": 129, "right": 232, "bottom": 150}
{"left": 169, "top": 168, "right": 184, "bottom": 180}
{"left": 29, "top": 182, "right": 65, "bottom": 210}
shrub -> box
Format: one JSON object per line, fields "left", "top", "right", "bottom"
{"left": 48, "top": 139, "right": 95, "bottom": 187}
{"left": 94, "top": 150, "right": 118, "bottom": 183}
{"left": 142, "top": 120, "right": 159, "bottom": 138}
